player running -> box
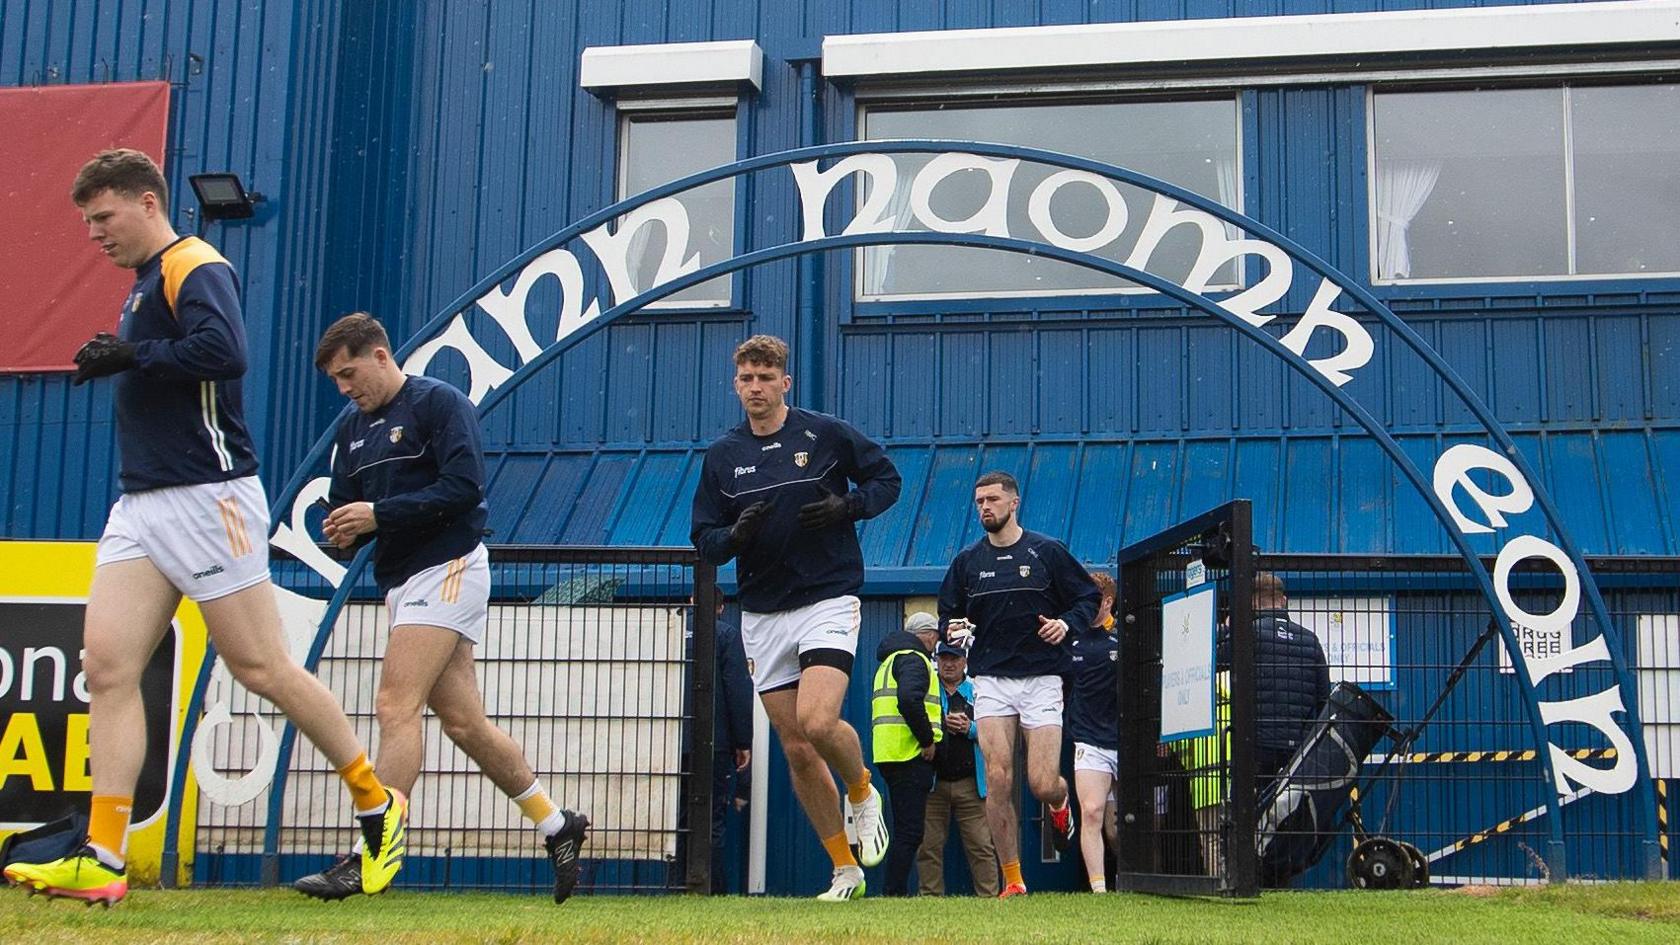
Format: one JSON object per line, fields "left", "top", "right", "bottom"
{"left": 292, "top": 313, "right": 589, "bottom": 902}
{"left": 690, "top": 335, "right": 901, "bottom": 901}
{"left": 4, "top": 150, "right": 404, "bottom": 905}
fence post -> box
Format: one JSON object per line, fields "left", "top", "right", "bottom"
{"left": 1225, "top": 502, "right": 1259, "bottom": 897}
{"left": 686, "top": 561, "right": 718, "bottom": 894}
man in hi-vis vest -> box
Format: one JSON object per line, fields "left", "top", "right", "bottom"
{"left": 870, "top": 612, "right": 943, "bottom": 896}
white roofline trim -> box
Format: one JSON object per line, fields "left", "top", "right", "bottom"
{"left": 823, "top": 1, "right": 1680, "bottom": 79}
{"left": 582, "top": 40, "right": 763, "bottom": 92}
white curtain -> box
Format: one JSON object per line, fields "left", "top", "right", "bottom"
{"left": 1375, "top": 160, "right": 1442, "bottom": 280}
{"left": 863, "top": 160, "right": 919, "bottom": 296}
{"left": 1214, "top": 158, "right": 1241, "bottom": 241}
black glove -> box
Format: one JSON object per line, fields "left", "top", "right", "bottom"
{"left": 72, "top": 332, "right": 137, "bottom": 385}
{"left": 797, "top": 489, "right": 851, "bottom": 530}
{"left": 730, "top": 501, "right": 772, "bottom": 550}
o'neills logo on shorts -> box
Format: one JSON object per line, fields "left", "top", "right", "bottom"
{"left": 192, "top": 565, "right": 225, "bottom": 580}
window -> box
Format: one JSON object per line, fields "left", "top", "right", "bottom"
{"left": 616, "top": 107, "right": 737, "bottom": 307}
{"left": 858, "top": 96, "right": 1242, "bottom": 301}
{"left": 1369, "top": 82, "right": 1680, "bottom": 282}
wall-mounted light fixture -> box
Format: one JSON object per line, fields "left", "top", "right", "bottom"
{"left": 188, "top": 173, "right": 264, "bottom": 221}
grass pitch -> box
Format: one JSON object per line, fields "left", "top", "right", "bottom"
{"left": 1, "top": 883, "right": 1676, "bottom": 945}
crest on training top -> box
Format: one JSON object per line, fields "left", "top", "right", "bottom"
{"left": 794, "top": 451, "right": 809, "bottom": 467}
{"left": 389, "top": 426, "right": 404, "bottom": 444}
{"left": 1019, "top": 565, "right": 1031, "bottom": 578}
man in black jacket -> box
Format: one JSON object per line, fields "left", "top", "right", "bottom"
{"left": 870, "top": 612, "right": 943, "bottom": 895}
{"left": 1217, "top": 573, "right": 1332, "bottom": 788}
{"left": 712, "top": 599, "right": 754, "bottom": 893}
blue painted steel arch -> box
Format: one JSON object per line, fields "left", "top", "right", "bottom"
{"left": 162, "top": 140, "right": 1661, "bottom": 883}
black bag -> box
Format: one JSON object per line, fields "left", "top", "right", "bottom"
{"left": 1255, "top": 682, "right": 1392, "bottom": 886}
{"left": 0, "top": 812, "right": 88, "bottom": 870}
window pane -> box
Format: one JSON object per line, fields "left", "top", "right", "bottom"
{"left": 620, "top": 114, "right": 735, "bottom": 306}
{"left": 860, "top": 98, "right": 1240, "bottom": 299}
{"left": 1572, "top": 84, "right": 1680, "bottom": 276}
{"left": 1371, "top": 88, "right": 1566, "bottom": 280}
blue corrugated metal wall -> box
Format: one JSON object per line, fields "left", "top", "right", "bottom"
{"left": 5, "top": 0, "right": 1674, "bottom": 895}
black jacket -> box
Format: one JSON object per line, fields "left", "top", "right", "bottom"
{"left": 1217, "top": 609, "right": 1332, "bottom": 753}
{"left": 874, "top": 629, "right": 937, "bottom": 749}
{"left": 715, "top": 620, "right": 753, "bottom": 753}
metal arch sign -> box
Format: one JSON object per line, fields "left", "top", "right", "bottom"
{"left": 161, "top": 140, "right": 1659, "bottom": 878}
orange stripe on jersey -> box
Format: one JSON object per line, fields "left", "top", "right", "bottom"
{"left": 217, "top": 498, "right": 253, "bottom": 557}
{"left": 229, "top": 499, "right": 253, "bottom": 557}
{"left": 441, "top": 558, "right": 465, "bottom": 604}
{"left": 217, "top": 500, "right": 241, "bottom": 556}
{"left": 160, "top": 237, "right": 231, "bottom": 316}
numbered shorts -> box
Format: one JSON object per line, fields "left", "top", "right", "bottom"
{"left": 96, "top": 475, "right": 271, "bottom": 603}
{"left": 972, "top": 674, "right": 1064, "bottom": 729}
{"left": 1073, "top": 741, "right": 1120, "bottom": 780}
{"left": 741, "top": 595, "right": 861, "bottom": 693}
{"left": 384, "top": 544, "right": 490, "bottom": 645}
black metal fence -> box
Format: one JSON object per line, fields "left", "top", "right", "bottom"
{"left": 188, "top": 546, "right": 716, "bottom": 895}
{"left": 1115, "top": 501, "right": 1677, "bottom": 891}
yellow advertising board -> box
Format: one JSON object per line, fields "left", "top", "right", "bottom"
{"left": 0, "top": 541, "right": 203, "bottom": 885}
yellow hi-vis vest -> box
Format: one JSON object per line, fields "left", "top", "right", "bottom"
{"left": 871, "top": 648, "right": 943, "bottom": 763}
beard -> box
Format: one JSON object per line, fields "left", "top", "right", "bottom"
{"left": 981, "top": 513, "right": 1010, "bottom": 533}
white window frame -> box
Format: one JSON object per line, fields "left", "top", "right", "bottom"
{"left": 1365, "top": 79, "right": 1680, "bottom": 286}
{"left": 614, "top": 96, "right": 740, "bottom": 310}
{"left": 853, "top": 90, "right": 1247, "bottom": 304}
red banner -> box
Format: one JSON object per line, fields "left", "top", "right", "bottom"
{"left": 0, "top": 82, "right": 170, "bottom": 372}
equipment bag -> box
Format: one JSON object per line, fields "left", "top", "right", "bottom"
{"left": 1255, "top": 682, "right": 1392, "bottom": 885}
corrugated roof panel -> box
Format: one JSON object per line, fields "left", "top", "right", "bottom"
{"left": 657, "top": 453, "right": 705, "bottom": 547}
{"left": 1122, "top": 441, "right": 1181, "bottom": 545}
{"left": 1136, "top": 326, "right": 1184, "bottom": 435}
{"left": 1179, "top": 440, "right": 1233, "bottom": 524}
{"left": 1282, "top": 438, "right": 1333, "bottom": 552}
{"left": 1596, "top": 317, "right": 1645, "bottom": 423}
{"left": 1025, "top": 443, "right": 1081, "bottom": 536}
{"left": 1068, "top": 443, "right": 1129, "bottom": 565}
{"left": 888, "top": 333, "right": 938, "bottom": 438}
{"left": 1544, "top": 317, "right": 1595, "bottom": 423}
{"left": 1186, "top": 325, "right": 1233, "bottom": 433}
{"left": 858, "top": 445, "right": 930, "bottom": 569}
{"left": 978, "top": 442, "right": 1031, "bottom": 490}
{"left": 910, "top": 447, "right": 983, "bottom": 566}
{"left": 1543, "top": 432, "right": 1610, "bottom": 554}
{"left": 1087, "top": 328, "right": 1135, "bottom": 433}
{"left": 1232, "top": 438, "right": 1283, "bottom": 553}
{"left": 940, "top": 333, "right": 986, "bottom": 436}
{"left": 612, "top": 451, "right": 692, "bottom": 545}
{"left": 990, "top": 332, "right": 1035, "bottom": 436}
{"left": 1490, "top": 318, "right": 1542, "bottom": 423}
{"left": 1652, "top": 314, "right": 1680, "bottom": 420}
{"left": 842, "top": 333, "right": 890, "bottom": 436}
{"left": 560, "top": 453, "right": 639, "bottom": 545}
{"left": 507, "top": 454, "right": 595, "bottom": 543}
{"left": 1599, "top": 432, "right": 1665, "bottom": 555}
{"left": 484, "top": 454, "right": 550, "bottom": 539}
{"left": 1438, "top": 319, "right": 1490, "bottom": 428}
{"left": 1650, "top": 431, "right": 1680, "bottom": 554}
{"left": 1392, "top": 435, "right": 1450, "bottom": 555}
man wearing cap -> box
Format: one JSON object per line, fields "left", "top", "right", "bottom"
{"left": 869, "top": 612, "right": 942, "bottom": 896}
{"left": 917, "top": 641, "right": 1000, "bottom": 897}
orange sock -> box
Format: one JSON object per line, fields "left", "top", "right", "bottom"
{"left": 336, "top": 753, "right": 387, "bottom": 812}
{"left": 1002, "top": 860, "right": 1024, "bottom": 888}
{"left": 88, "top": 794, "right": 133, "bottom": 865}
{"left": 845, "top": 774, "right": 872, "bottom": 805}
{"left": 822, "top": 830, "right": 859, "bottom": 869}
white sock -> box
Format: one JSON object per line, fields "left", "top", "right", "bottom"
{"left": 1089, "top": 879, "right": 1107, "bottom": 893}
{"left": 87, "top": 842, "right": 125, "bottom": 871}
{"left": 536, "top": 809, "right": 568, "bottom": 838}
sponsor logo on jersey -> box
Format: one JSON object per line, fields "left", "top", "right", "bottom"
{"left": 761, "top": 441, "right": 782, "bottom": 451}
{"left": 191, "top": 564, "right": 225, "bottom": 581}
{"left": 404, "top": 599, "right": 430, "bottom": 607}
{"left": 350, "top": 438, "right": 365, "bottom": 451}
{"left": 979, "top": 570, "right": 995, "bottom": 579}
{"left": 794, "top": 451, "right": 809, "bottom": 467}
{"left": 804, "top": 429, "right": 817, "bottom": 441}
{"left": 734, "top": 465, "right": 756, "bottom": 477}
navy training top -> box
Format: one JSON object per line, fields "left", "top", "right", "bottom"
{"left": 937, "top": 529, "right": 1100, "bottom": 679}
{"left": 690, "top": 407, "right": 900, "bottom": 614}
{"left": 113, "top": 236, "right": 259, "bottom": 492}
{"left": 328, "top": 375, "right": 488, "bottom": 593}
{"left": 1067, "top": 623, "right": 1120, "bottom": 750}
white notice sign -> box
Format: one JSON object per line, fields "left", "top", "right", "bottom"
{"left": 1159, "top": 584, "right": 1218, "bottom": 742}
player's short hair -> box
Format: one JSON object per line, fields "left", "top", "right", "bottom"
{"left": 1254, "top": 572, "right": 1287, "bottom": 604}
{"left": 974, "top": 471, "right": 1019, "bottom": 495}
{"left": 72, "top": 149, "right": 168, "bottom": 210}
{"left": 314, "top": 312, "right": 392, "bottom": 370}
{"left": 1090, "top": 570, "right": 1116, "bottom": 600}
{"left": 733, "top": 334, "right": 788, "bottom": 372}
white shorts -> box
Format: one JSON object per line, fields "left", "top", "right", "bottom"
{"left": 96, "top": 475, "right": 271, "bottom": 603}
{"left": 1073, "top": 742, "right": 1120, "bottom": 779}
{"left": 385, "top": 544, "right": 490, "bottom": 645}
{"left": 740, "top": 595, "right": 861, "bottom": 693}
{"left": 972, "top": 674, "right": 1064, "bottom": 729}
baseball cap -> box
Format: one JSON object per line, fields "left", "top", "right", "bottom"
{"left": 904, "top": 611, "right": 939, "bottom": 634}
{"left": 936, "top": 641, "right": 966, "bottom": 658}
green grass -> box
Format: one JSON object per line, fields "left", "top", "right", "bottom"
{"left": 1, "top": 884, "right": 1676, "bottom": 945}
